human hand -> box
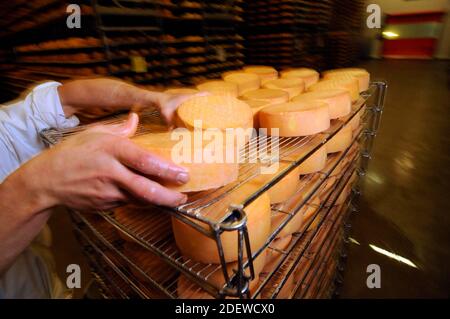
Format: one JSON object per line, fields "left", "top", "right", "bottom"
{"left": 15, "top": 113, "right": 188, "bottom": 212}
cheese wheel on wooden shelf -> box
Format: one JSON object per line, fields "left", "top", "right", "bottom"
{"left": 132, "top": 132, "right": 239, "bottom": 192}
{"left": 223, "top": 72, "right": 261, "bottom": 95}
{"left": 243, "top": 99, "right": 271, "bottom": 129}
{"left": 243, "top": 65, "right": 278, "bottom": 84}
{"left": 322, "top": 68, "right": 370, "bottom": 92}
{"left": 308, "top": 78, "right": 360, "bottom": 103}
{"left": 259, "top": 100, "right": 330, "bottom": 137}
{"left": 324, "top": 125, "right": 352, "bottom": 154}
{"left": 291, "top": 88, "right": 352, "bottom": 119}
{"left": 280, "top": 68, "right": 319, "bottom": 88}
{"left": 171, "top": 184, "right": 271, "bottom": 264}
{"left": 196, "top": 80, "right": 238, "bottom": 97}
{"left": 241, "top": 88, "right": 289, "bottom": 106}
{"left": 263, "top": 78, "right": 305, "bottom": 99}
{"left": 249, "top": 162, "right": 302, "bottom": 204}
{"left": 164, "top": 87, "right": 199, "bottom": 95}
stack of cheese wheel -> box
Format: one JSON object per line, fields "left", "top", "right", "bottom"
{"left": 308, "top": 77, "right": 359, "bottom": 103}
{"left": 222, "top": 71, "right": 261, "bottom": 96}
{"left": 291, "top": 89, "right": 352, "bottom": 119}
{"left": 249, "top": 162, "right": 302, "bottom": 204}
{"left": 165, "top": 87, "right": 199, "bottom": 94}
{"left": 259, "top": 100, "right": 330, "bottom": 137}
{"left": 196, "top": 80, "right": 238, "bottom": 97}
{"left": 263, "top": 78, "right": 305, "bottom": 99}
{"left": 171, "top": 183, "right": 271, "bottom": 264}
{"left": 324, "top": 125, "right": 353, "bottom": 154}
{"left": 244, "top": 99, "right": 271, "bottom": 129}
{"left": 243, "top": 65, "right": 278, "bottom": 85}
{"left": 241, "top": 88, "right": 289, "bottom": 106}
{"left": 322, "top": 68, "right": 370, "bottom": 93}
{"left": 280, "top": 68, "right": 320, "bottom": 88}
{"left": 132, "top": 132, "right": 239, "bottom": 192}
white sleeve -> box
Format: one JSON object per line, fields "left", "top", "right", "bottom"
{"left": 0, "top": 81, "right": 79, "bottom": 182}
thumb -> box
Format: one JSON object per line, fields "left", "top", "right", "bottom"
{"left": 89, "top": 112, "right": 139, "bottom": 137}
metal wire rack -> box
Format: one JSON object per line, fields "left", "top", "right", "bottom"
{"left": 40, "top": 81, "right": 387, "bottom": 298}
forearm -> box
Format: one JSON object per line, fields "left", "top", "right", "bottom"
{"left": 57, "top": 78, "right": 163, "bottom": 117}
{"left": 0, "top": 170, "right": 53, "bottom": 273}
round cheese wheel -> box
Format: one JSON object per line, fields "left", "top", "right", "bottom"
{"left": 243, "top": 65, "right": 278, "bottom": 85}
{"left": 196, "top": 80, "right": 238, "bottom": 97}
{"left": 308, "top": 78, "right": 360, "bottom": 103}
{"left": 172, "top": 184, "right": 271, "bottom": 263}
{"left": 243, "top": 99, "right": 271, "bottom": 129}
{"left": 164, "top": 88, "right": 199, "bottom": 94}
{"left": 322, "top": 68, "right": 370, "bottom": 92}
{"left": 272, "top": 200, "right": 315, "bottom": 237}
{"left": 292, "top": 88, "right": 352, "bottom": 119}
{"left": 347, "top": 105, "right": 366, "bottom": 131}
{"left": 176, "top": 94, "right": 253, "bottom": 131}
{"left": 263, "top": 78, "right": 305, "bottom": 99}
{"left": 223, "top": 72, "right": 261, "bottom": 95}
{"left": 318, "top": 176, "right": 337, "bottom": 203}
{"left": 283, "top": 141, "right": 327, "bottom": 175}
{"left": 132, "top": 132, "right": 239, "bottom": 192}
{"left": 335, "top": 171, "right": 357, "bottom": 205}
{"left": 249, "top": 163, "right": 301, "bottom": 204}
{"left": 263, "top": 235, "right": 292, "bottom": 272}
{"left": 324, "top": 126, "right": 352, "bottom": 153}
{"left": 241, "top": 88, "right": 289, "bottom": 106}
{"left": 280, "top": 68, "right": 319, "bottom": 88}
{"left": 302, "top": 197, "right": 320, "bottom": 224}
{"left": 259, "top": 100, "right": 330, "bottom": 137}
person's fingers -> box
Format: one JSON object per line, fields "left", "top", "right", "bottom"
{"left": 87, "top": 112, "right": 139, "bottom": 137}
{"left": 117, "top": 169, "right": 187, "bottom": 207}
{"left": 113, "top": 138, "right": 189, "bottom": 185}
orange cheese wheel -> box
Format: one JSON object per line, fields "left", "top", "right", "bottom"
{"left": 172, "top": 184, "right": 271, "bottom": 263}
{"left": 263, "top": 235, "right": 292, "bottom": 272}
{"left": 302, "top": 197, "right": 320, "bottom": 224}
{"left": 283, "top": 140, "right": 327, "bottom": 175}
{"left": 318, "top": 176, "right": 337, "bottom": 204}
{"left": 308, "top": 78, "right": 360, "bottom": 102}
{"left": 347, "top": 105, "right": 366, "bottom": 131}
{"left": 249, "top": 163, "right": 301, "bottom": 204}
{"left": 243, "top": 65, "right": 278, "bottom": 85}
{"left": 259, "top": 100, "right": 330, "bottom": 137}
{"left": 271, "top": 200, "right": 318, "bottom": 237}
{"left": 132, "top": 132, "right": 239, "bottom": 192}
{"left": 280, "top": 68, "right": 319, "bottom": 88}
{"left": 196, "top": 80, "right": 238, "bottom": 97}
{"left": 335, "top": 171, "right": 357, "bottom": 205}
{"left": 292, "top": 88, "right": 352, "bottom": 119}
{"left": 243, "top": 99, "right": 271, "bottom": 129}
{"left": 263, "top": 78, "right": 305, "bottom": 99}
{"left": 322, "top": 68, "right": 370, "bottom": 92}
{"left": 176, "top": 94, "right": 253, "bottom": 131}
{"left": 324, "top": 126, "right": 352, "bottom": 153}
{"left": 223, "top": 72, "right": 261, "bottom": 95}
{"left": 241, "top": 88, "right": 289, "bottom": 106}
{"left": 164, "top": 88, "right": 198, "bottom": 94}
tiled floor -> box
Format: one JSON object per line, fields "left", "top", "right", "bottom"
{"left": 340, "top": 60, "right": 450, "bottom": 298}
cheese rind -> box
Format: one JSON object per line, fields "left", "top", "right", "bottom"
{"left": 322, "top": 68, "right": 370, "bottom": 92}
{"left": 223, "top": 72, "right": 261, "bottom": 95}
{"left": 280, "top": 68, "right": 319, "bottom": 88}
{"left": 171, "top": 184, "right": 271, "bottom": 263}
{"left": 259, "top": 100, "right": 330, "bottom": 137}
{"left": 324, "top": 126, "right": 352, "bottom": 153}
{"left": 263, "top": 78, "right": 305, "bottom": 99}
{"left": 291, "top": 88, "right": 351, "bottom": 119}
{"left": 243, "top": 99, "right": 271, "bottom": 129}
{"left": 243, "top": 65, "right": 278, "bottom": 84}
{"left": 308, "top": 78, "right": 359, "bottom": 102}
{"left": 132, "top": 132, "right": 239, "bottom": 192}
{"left": 196, "top": 80, "right": 239, "bottom": 97}
{"left": 241, "top": 88, "right": 289, "bottom": 106}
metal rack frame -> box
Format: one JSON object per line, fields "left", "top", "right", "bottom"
{"left": 40, "top": 81, "right": 386, "bottom": 298}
